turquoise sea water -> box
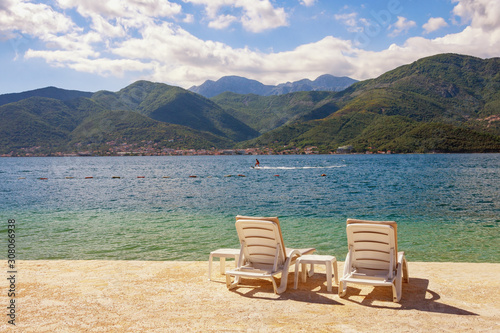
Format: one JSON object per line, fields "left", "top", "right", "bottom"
{"left": 0, "top": 154, "right": 499, "bottom": 262}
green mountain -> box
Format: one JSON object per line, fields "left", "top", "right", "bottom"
{"left": 238, "top": 54, "right": 500, "bottom": 153}
{"left": 1, "top": 53, "right": 499, "bottom": 155}
{"left": 0, "top": 95, "right": 232, "bottom": 155}
{"left": 0, "top": 97, "right": 103, "bottom": 152}
{"left": 70, "top": 110, "right": 232, "bottom": 150}
{"left": 335, "top": 53, "right": 500, "bottom": 122}
{"left": 189, "top": 74, "right": 357, "bottom": 97}
{"left": 211, "top": 90, "right": 338, "bottom": 133}
{"left": 0, "top": 86, "right": 92, "bottom": 107}
{"left": 92, "top": 81, "right": 259, "bottom": 142}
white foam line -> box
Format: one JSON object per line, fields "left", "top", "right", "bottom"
{"left": 258, "top": 165, "right": 346, "bottom": 170}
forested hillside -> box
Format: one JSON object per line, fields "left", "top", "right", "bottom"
{"left": 1, "top": 53, "right": 499, "bottom": 155}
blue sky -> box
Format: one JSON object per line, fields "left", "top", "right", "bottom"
{"left": 1, "top": 0, "right": 499, "bottom": 94}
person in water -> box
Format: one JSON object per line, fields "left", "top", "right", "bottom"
{"left": 255, "top": 159, "right": 260, "bottom": 167}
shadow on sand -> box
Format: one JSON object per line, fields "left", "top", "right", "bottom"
{"left": 326, "top": 276, "right": 477, "bottom": 315}
{"left": 226, "top": 273, "right": 477, "bottom": 315}
{"left": 224, "top": 273, "right": 343, "bottom": 305}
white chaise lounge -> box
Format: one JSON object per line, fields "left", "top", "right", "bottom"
{"left": 339, "top": 219, "right": 409, "bottom": 302}
{"left": 225, "top": 216, "right": 315, "bottom": 294}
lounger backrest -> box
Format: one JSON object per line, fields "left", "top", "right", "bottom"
{"left": 235, "top": 219, "right": 286, "bottom": 271}
{"left": 346, "top": 219, "right": 398, "bottom": 253}
{"left": 236, "top": 215, "right": 285, "bottom": 256}
{"left": 346, "top": 223, "right": 397, "bottom": 274}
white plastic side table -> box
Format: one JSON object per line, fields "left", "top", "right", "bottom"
{"left": 294, "top": 254, "right": 339, "bottom": 292}
{"left": 208, "top": 248, "right": 240, "bottom": 281}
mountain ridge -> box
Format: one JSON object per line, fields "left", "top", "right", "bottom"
{"left": 189, "top": 74, "right": 357, "bottom": 98}
{"left": 238, "top": 53, "right": 500, "bottom": 153}
{"left": 1, "top": 53, "right": 499, "bottom": 156}
{"left": 0, "top": 87, "right": 93, "bottom": 107}
{"left": 92, "top": 80, "right": 260, "bottom": 142}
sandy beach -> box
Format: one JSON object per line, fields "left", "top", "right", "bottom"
{"left": 2, "top": 260, "right": 499, "bottom": 332}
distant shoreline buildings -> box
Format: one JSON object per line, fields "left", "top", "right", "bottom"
{"left": 1, "top": 144, "right": 396, "bottom": 157}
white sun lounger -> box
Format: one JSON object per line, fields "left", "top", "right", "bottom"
{"left": 339, "top": 219, "right": 409, "bottom": 302}
{"left": 225, "top": 216, "right": 315, "bottom": 294}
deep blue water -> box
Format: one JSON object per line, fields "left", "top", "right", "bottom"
{"left": 0, "top": 154, "right": 498, "bottom": 262}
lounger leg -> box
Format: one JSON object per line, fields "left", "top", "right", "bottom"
{"left": 276, "top": 258, "right": 296, "bottom": 294}
{"left": 226, "top": 273, "right": 232, "bottom": 288}
{"left": 339, "top": 280, "right": 347, "bottom": 297}
{"left": 227, "top": 275, "right": 240, "bottom": 290}
{"left": 340, "top": 252, "right": 351, "bottom": 297}
{"left": 398, "top": 252, "right": 409, "bottom": 283}
{"left": 397, "top": 279, "right": 402, "bottom": 302}
{"left": 393, "top": 262, "right": 403, "bottom": 302}
{"left": 403, "top": 257, "right": 409, "bottom": 283}
{"left": 234, "top": 255, "right": 240, "bottom": 270}
{"left": 393, "top": 280, "right": 402, "bottom": 302}
{"left": 275, "top": 272, "right": 289, "bottom": 294}
{"left": 271, "top": 277, "right": 280, "bottom": 294}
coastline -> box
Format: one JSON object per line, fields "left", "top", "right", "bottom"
{"left": 2, "top": 260, "right": 499, "bottom": 332}
{"left": 2, "top": 151, "right": 500, "bottom": 157}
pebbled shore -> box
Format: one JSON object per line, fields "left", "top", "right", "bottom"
{"left": 2, "top": 260, "right": 499, "bottom": 332}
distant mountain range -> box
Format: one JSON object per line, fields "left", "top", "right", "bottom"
{"left": 236, "top": 53, "right": 500, "bottom": 153}
{"left": 1, "top": 53, "right": 499, "bottom": 156}
{"left": 189, "top": 74, "right": 358, "bottom": 98}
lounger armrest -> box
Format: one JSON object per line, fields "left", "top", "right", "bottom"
{"left": 282, "top": 249, "right": 302, "bottom": 276}
{"left": 342, "top": 249, "right": 352, "bottom": 278}
{"left": 272, "top": 249, "right": 302, "bottom": 294}
{"left": 395, "top": 255, "right": 402, "bottom": 281}
{"left": 397, "top": 251, "right": 404, "bottom": 265}
{"left": 291, "top": 248, "right": 316, "bottom": 256}
{"left": 286, "top": 249, "right": 302, "bottom": 261}
{"left": 398, "top": 251, "right": 409, "bottom": 283}
{"left": 236, "top": 244, "right": 245, "bottom": 268}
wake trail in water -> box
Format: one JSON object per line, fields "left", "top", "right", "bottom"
{"left": 252, "top": 165, "right": 346, "bottom": 170}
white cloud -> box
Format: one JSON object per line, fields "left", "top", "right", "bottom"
{"left": 0, "top": 0, "right": 75, "bottom": 38}
{"left": 240, "top": 0, "right": 288, "bottom": 32}
{"left": 8, "top": 0, "right": 183, "bottom": 82}
{"left": 388, "top": 16, "right": 417, "bottom": 37}
{"left": 336, "top": 11, "right": 381, "bottom": 35}
{"left": 183, "top": 14, "right": 194, "bottom": 23}
{"left": 111, "top": 22, "right": 264, "bottom": 84}
{"left": 347, "top": 0, "right": 500, "bottom": 80}
{"left": 334, "top": 12, "right": 360, "bottom": 31}
{"left": 299, "top": 0, "right": 316, "bottom": 7}
{"left": 423, "top": 17, "right": 448, "bottom": 34}
{"left": 56, "top": 0, "right": 182, "bottom": 20}
{"left": 105, "top": 21, "right": 355, "bottom": 86}
{"left": 208, "top": 14, "right": 238, "bottom": 30}
{"left": 37, "top": 31, "right": 102, "bottom": 54}
{"left": 452, "top": 0, "right": 500, "bottom": 31}
{"left": 3, "top": 0, "right": 500, "bottom": 90}
{"left": 55, "top": 0, "right": 182, "bottom": 36}
{"left": 184, "top": 0, "right": 288, "bottom": 33}
{"left": 68, "top": 58, "right": 155, "bottom": 77}
{"left": 90, "top": 14, "right": 127, "bottom": 38}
